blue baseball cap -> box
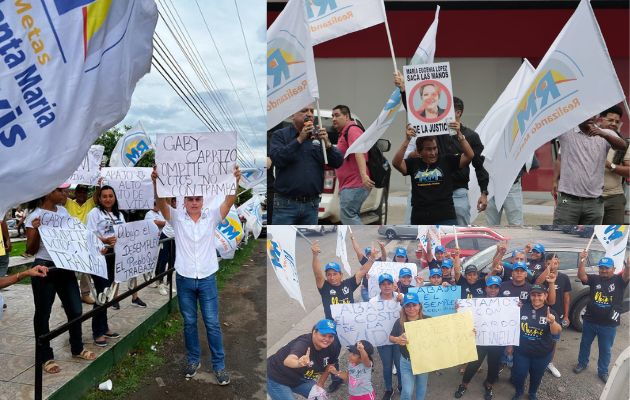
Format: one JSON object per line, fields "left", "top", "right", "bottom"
{"left": 379, "top": 273, "right": 394, "bottom": 284}
{"left": 598, "top": 257, "right": 615, "bottom": 269}
{"left": 532, "top": 244, "right": 545, "bottom": 254}
{"left": 511, "top": 249, "right": 520, "bottom": 258}
{"left": 324, "top": 262, "right": 341, "bottom": 273}
{"left": 399, "top": 267, "right": 413, "bottom": 278}
{"left": 486, "top": 275, "right": 502, "bottom": 287}
{"left": 435, "top": 245, "right": 446, "bottom": 254}
{"left": 441, "top": 259, "right": 453, "bottom": 268}
{"left": 364, "top": 247, "right": 372, "bottom": 256}
{"left": 395, "top": 247, "right": 407, "bottom": 258}
{"left": 429, "top": 268, "right": 442, "bottom": 277}
{"left": 402, "top": 292, "right": 420, "bottom": 306}
{"left": 512, "top": 261, "right": 529, "bottom": 271}
{"left": 314, "top": 319, "right": 337, "bottom": 335}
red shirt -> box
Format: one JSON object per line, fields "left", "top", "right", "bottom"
{"left": 336, "top": 121, "right": 370, "bottom": 190}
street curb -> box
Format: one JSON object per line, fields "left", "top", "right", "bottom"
{"left": 48, "top": 296, "right": 179, "bottom": 400}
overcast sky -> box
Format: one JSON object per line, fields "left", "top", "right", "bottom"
{"left": 121, "top": 0, "right": 266, "bottom": 167}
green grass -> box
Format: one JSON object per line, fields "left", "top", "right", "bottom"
{"left": 82, "top": 239, "right": 258, "bottom": 399}
{"left": 9, "top": 240, "right": 25, "bottom": 257}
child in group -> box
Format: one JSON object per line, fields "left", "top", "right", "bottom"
{"left": 328, "top": 340, "right": 376, "bottom": 400}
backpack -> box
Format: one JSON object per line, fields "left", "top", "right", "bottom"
{"left": 344, "top": 124, "right": 391, "bottom": 189}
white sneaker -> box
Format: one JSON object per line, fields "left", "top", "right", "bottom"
{"left": 150, "top": 281, "right": 159, "bottom": 288}
{"left": 547, "top": 362, "right": 561, "bottom": 378}
{"left": 393, "top": 364, "right": 397, "bottom": 375}
{"left": 158, "top": 284, "right": 168, "bottom": 296}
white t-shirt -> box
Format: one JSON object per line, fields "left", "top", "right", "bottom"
{"left": 168, "top": 204, "right": 221, "bottom": 279}
{"left": 144, "top": 210, "right": 175, "bottom": 238}
{"left": 25, "top": 206, "right": 70, "bottom": 261}
{"left": 86, "top": 208, "right": 126, "bottom": 239}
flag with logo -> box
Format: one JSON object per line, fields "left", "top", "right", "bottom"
{"left": 0, "top": 0, "right": 158, "bottom": 215}
{"left": 109, "top": 122, "right": 153, "bottom": 167}
{"left": 467, "top": 60, "right": 536, "bottom": 223}
{"left": 267, "top": 0, "right": 319, "bottom": 129}
{"left": 417, "top": 225, "right": 441, "bottom": 258}
{"left": 239, "top": 168, "right": 266, "bottom": 190}
{"left": 346, "top": 6, "right": 439, "bottom": 156}
{"left": 595, "top": 225, "right": 629, "bottom": 273}
{"left": 268, "top": 225, "right": 305, "bottom": 309}
{"left": 237, "top": 194, "right": 263, "bottom": 239}
{"left": 485, "top": 0, "right": 626, "bottom": 210}
{"left": 306, "top": 0, "right": 386, "bottom": 45}
{"left": 215, "top": 206, "right": 243, "bottom": 259}
{"left": 335, "top": 226, "right": 351, "bottom": 275}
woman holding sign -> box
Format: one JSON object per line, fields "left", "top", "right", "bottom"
{"left": 25, "top": 185, "right": 97, "bottom": 373}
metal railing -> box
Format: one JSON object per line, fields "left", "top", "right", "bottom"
{"left": 34, "top": 237, "right": 176, "bottom": 400}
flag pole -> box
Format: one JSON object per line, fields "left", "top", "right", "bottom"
{"left": 581, "top": 231, "right": 596, "bottom": 262}
{"left": 292, "top": 225, "right": 314, "bottom": 245}
{"left": 381, "top": 0, "right": 398, "bottom": 72}
{"left": 316, "top": 98, "right": 329, "bottom": 164}
{"left": 623, "top": 99, "right": 630, "bottom": 118}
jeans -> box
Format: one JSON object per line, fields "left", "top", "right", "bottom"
{"left": 602, "top": 193, "right": 626, "bottom": 224}
{"left": 377, "top": 344, "right": 401, "bottom": 391}
{"left": 578, "top": 319, "right": 618, "bottom": 375}
{"left": 30, "top": 259, "right": 84, "bottom": 362}
{"left": 512, "top": 349, "right": 553, "bottom": 397}
{"left": 462, "top": 345, "right": 503, "bottom": 385}
{"left": 156, "top": 233, "right": 176, "bottom": 283}
{"left": 552, "top": 192, "right": 604, "bottom": 225}
{"left": 399, "top": 356, "right": 428, "bottom": 400}
{"left": 267, "top": 376, "right": 315, "bottom": 399}
{"left": 340, "top": 187, "right": 370, "bottom": 225}
{"left": 361, "top": 286, "right": 370, "bottom": 302}
{"left": 92, "top": 250, "right": 115, "bottom": 339}
{"left": 452, "top": 188, "right": 471, "bottom": 225}
{"left": 272, "top": 194, "right": 319, "bottom": 225}
{"left": 177, "top": 273, "right": 225, "bottom": 370}
{"left": 0, "top": 254, "right": 8, "bottom": 277}
{"left": 486, "top": 181, "right": 524, "bottom": 225}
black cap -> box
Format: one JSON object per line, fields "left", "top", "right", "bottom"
{"left": 530, "top": 284, "right": 547, "bottom": 294}
{"left": 348, "top": 340, "right": 374, "bottom": 361}
{"left": 464, "top": 265, "right": 478, "bottom": 274}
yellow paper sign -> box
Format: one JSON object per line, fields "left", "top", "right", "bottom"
{"left": 404, "top": 311, "right": 478, "bottom": 375}
{"left": 0, "top": 228, "right": 5, "bottom": 257}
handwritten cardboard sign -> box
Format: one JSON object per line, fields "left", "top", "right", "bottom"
{"left": 457, "top": 297, "right": 520, "bottom": 346}
{"left": 409, "top": 285, "right": 460, "bottom": 316}
{"left": 113, "top": 220, "right": 160, "bottom": 282}
{"left": 331, "top": 300, "right": 401, "bottom": 347}
{"left": 67, "top": 145, "right": 105, "bottom": 185}
{"left": 101, "top": 167, "right": 153, "bottom": 210}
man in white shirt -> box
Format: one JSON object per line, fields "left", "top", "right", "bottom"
{"left": 152, "top": 166, "right": 241, "bottom": 384}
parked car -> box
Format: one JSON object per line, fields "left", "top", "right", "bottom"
{"left": 297, "top": 225, "right": 338, "bottom": 235}
{"left": 6, "top": 218, "right": 19, "bottom": 238}
{"left": 462, "top": 245, "right": 629, "bottom": 331}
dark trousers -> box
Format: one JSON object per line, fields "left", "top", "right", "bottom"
{"left": 91, "top": 250, "right": 115, "bottom": 339}
{"left": 462, "top": 345, "right": 503, "bottom": 385}
{"left": 512, "top": 348, "right": 553, "bottom": 396}
{"left": 155, "top": 233, "right": 175, "bottom": 282}
{"left": 31, "top": 259, "right": 84, "bottom": 362}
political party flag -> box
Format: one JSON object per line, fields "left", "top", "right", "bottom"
{"left": 306, "top": 0, "right": 386, "bottom": 45}
{"left": 336, "top": 225, "right": 351, "bottom": 275}
{"left": 109, "top": 122, "right": 153, "bottom": 167}
{"left": 237, "top": 194, "right": 263, "bottom": 239}
{"left": 0, "top": 0, "right": 158, "bottom": 216}
{"left": 268, "top": 225, "right": 305, "bottom": 309}
{"left": 595, "top": 225, "right": 629, "bottom": 273}
{"left": 485, "top": 0, "right": 626, "bottom": 210}
{"left": 346, "top": 6, "right": 439, "bottom": 156}
{"left": 467, "top": 60, "right": 536, "bottom": 223}
{"left": 239, "top": 168, "right": 266, "bottom": 190}
{"left": 267, "top": 0, "right": 319, "bottom": 129}
{"left": 417, "top": 225, "right": 441, "bottom": 258}
{"left": 215, "top": 206, "right": 243, "bottom": 259}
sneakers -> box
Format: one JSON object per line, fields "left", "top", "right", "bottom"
{"left": 214, "top": 369, "right": 230, "bottom": 385}
{"left": 111, "top": 302, "right": 120, "bottom": 310}
{"left": 484, "top": 384, "right": 494, "bottom": 400}
{"left": 381, "top": 390, "right": 393, "bottom": 400}
{"left": 158, "top": 283, "right": 168, "bottom": 296}
{"left": 573, "top": 364, "right": 587, "bottom": 374}
{"left": 131, "top": 297, "right": 147, "bottom": 308}
{"left": 598, "top": 373, "right": 608, "bottom": 383}
{"left": 392, "top": 364, "right": 397, "bottom": 375}
{"left": 454, "top": 384, "right": 467, "bottom": 398}
{"left": 149, "top": 281, "right": 159, "bottom": 288}
{"left": 94, "top": 339, "right": 108, "bottom": 347}
{"left": 104, "top": 332, "right": 120, "bottom": 339}
{"left": 81, "top": 295, "right": 95, "bottom": 305}
{"left": 184, "top": 362, "right": 200, "bottom": 379}
{"left": 547, "top": 362, "right": 561, "bottom": 378}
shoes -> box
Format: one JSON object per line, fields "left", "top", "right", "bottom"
{"left": 131, "top": 297, "right": 147, "bottom": 308}
{"left": 184, "top": 362, "right": 200, "bottom": 379}
{"left": 214, "top": 369, "right": 230, "bottom": 385}
{"left": 528, "top": 394, "right": 538, "bottom": 400}
{"left": 327, "top": 380, "right": 342, "bottom": 393}
{"left": 573, "top": 364, "right": 587, "bottom": 374}
{"left": 149, "top": 281, "right": 158, "bottom": 288}
{"left": 547, "top": 362, "right": 561, "bottom": 378}
{"left": 381, "top": 390, "right": 393, "bottom": 400}
{"left": 94, "top": 339, "right": 108, "bottom": 347}
{"left": 111, "top": 302, "right": 120, "bottom": 310}
{"left": 3, "top": 303, "right": 6, "bottom": 309}
{"left": 158, "top": 283, "right": 168, "bottom": 296}
{"left": 392, "top": 364, "right": 397, "bottom": 375}
{"left": 454, "top": 384, "right": 467, "bottom": 398}
{"left": 598, "top": 373, "right": 608, "bottom": 383}
{"left": 104, "top": 332, "right": 120, "bottom": 339}
{"left": 81, "top": 295, "right": 95, "bottom": 305}
{"left": 484, "top": 384, "right": 494, "bottom": 400}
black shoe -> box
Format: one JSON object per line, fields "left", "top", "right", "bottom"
{"left": 327, "top": 380, "right": 342, "bottom": 393}
{"left": 2, "top": 303, "right": 6, "bottom": 309}
{"left": 104, "top": 332, "right": 120, "bottom": 339}
{"left": 598, "top": 373, "right": 608, "bottom": 383}
{"left": 184, "top": 362, "right": 200, "bottom": 379}
{"left": 111, "top": 302, "right": 120, "bottom": 310}
{"left": 214, "top": 369, "right": 230, "bottom": 385}
{"left": 573, "top": 364, "right": 587, "bottom": 374}
{"left": 131, "top": 297, "right": 147, "bottom": 308}
{"left": 381, "top": 390, "right": 393, "bottom": 400}
{"left": 484, "top": 385, "right": 494, "bottom": 400}
{"left": 454, "top": 384, "right": 467, "bottom": 398}
{"left": 94, "top": 339, "right": 108, "bottom": 347}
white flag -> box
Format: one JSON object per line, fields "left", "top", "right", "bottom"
{"left": 346, "top": 6, "right": 439, "bottom": 156}
{"left": 237, "top": 194, "right": 263, "bottom": 239}
{"left": 268, "top": 226, "right": 305, "bottom": 309}
{"left": 215, "top": 206, "right": 244, "bottom": 260}
{"left": 468, "top": 60, "right": 536, "bottom": 223}
{"left": 336, "top": 226, "right": 351, "bottom": 275}
{"left": 109, "top": 122, "right": 153, "bottom": 167}
{"left": 239, "top": 168, "right": 266, "bottom": 190}
{"left": 267, "top": 0, "right": 319, "bottom": 129}
{"left": 595, "top": 225, "right": 629, "bottom": 273}
{"left": 417, "top": 225, "right": 441, "bottom": 258}
{"left": 306, "top": 0, "right": 386, "bottom": 45}
{"left": 0, "top": 1, "right": 157, "bottom": 215}
{"left": 486, "top": 0, "right": 626, "bottom": 210}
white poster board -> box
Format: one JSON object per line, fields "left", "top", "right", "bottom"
{"left": 331, "top": 300, "right": 401, "bottom": 347}
{"left": 155, "top": 133, "right": 237, "bottom": 197}
{"left": 368, "top": 262, "right": 418, "bottom": 298}
{"left": 457, "top": 297, "right": 521, "bottom": 346}
{"left": 113, "top": 220, "right": 160, "bottom": 283}
{"left": 101, "top": 167, "right": 154, "bottom": 210}
{"left": 404, "top": 62, "right": 455, "bottom": 136}
{"left": 67, "top": 145, "right": 105, "bottom": 186}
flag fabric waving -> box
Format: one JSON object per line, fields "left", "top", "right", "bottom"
{"left": 306, "top": 0, "right": 386, "bottom": 45}
{"left": 595, "top": 225, "right": 629, "bottom": 274}
{"left": 109, "top": 122, "right": 153, "bottom": 167}
{"left": 268, "top": 225, "right": 305, "bottom": 309}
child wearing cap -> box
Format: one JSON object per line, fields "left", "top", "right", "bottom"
{"left": 397, "top": 267, "right": 415, "bottom": 294}
{"left": 328, "top": 340, "right": 376, "bottom": 400}
{"left": 527, "top": 243, "right": 549, "bottom": 284}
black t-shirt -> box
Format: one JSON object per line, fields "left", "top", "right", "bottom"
{"left": 405, "top": 155, "right": 459, "bottom": 224}
{"left": 390, "top": 317, "right": 429, "bottom": 360}
{"left": 267, "top": 333, "right": 341, "bottom": 387}
{"left": 528, "top": 258, "right": 546, "bottom": 283}
{"left": 518, "top": 302, "right": 559, "bottom": 357}
{"left": 500, "top": 280, "right": 532, "bottom": 302}
{"left": 543, "top": 272, "right": 572, "bottom": 319}
{"left": 458, "top": 276, "right": 486, "bottom": 299}
{"left": 319, "top": 276, "right": 360, "bottom": 320}
{"left": 360, "top": 255, "right": 369, "bottom": 289}
{"left": 583, "top": 274, "right": 628, "bottom": 327}
{"left": 428, "top": 259, "right": 442, "bottom": 269}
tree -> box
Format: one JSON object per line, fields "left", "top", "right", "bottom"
{"left": 94, "top": 126, "right": 127, "bottom": 165}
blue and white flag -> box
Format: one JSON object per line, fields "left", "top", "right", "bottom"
{"left": 595, "top": 225, "right": 629, "bottom": 273}
{"left": 268, "top": 225, "right": 305, "bottom": 309}
{"left": 239, "top": 168, "right": 266, "bottom": 190}
{"left": 109, "top": 122, "right": 153, "bottom": 167}
{"left": 215, "top": 206, "right": 244, "bottom": 260}
{"left": 306, "top": 0, "right": 386, "bottom": 45}
{"left": 237, "top": 194, "right": 263, "bottom": 239}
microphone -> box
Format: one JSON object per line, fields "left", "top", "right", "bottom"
{"left": 304, "top": 115, "right": 320, "bottom": 146}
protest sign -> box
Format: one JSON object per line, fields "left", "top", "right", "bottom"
{"left": 457, "top": 297, "right": 520, "bottom": 346}
{"left": 101, "top": 167, "right": 153, "bottom": 210}
{"left": 409, "top": 285, "right": 460, "bottom": 316}
{"left": 113, "top": 220, "right": 160, "bottom": 283}
{"left": 331, "top": 300, "right": 401, "bottom": 347}
{"left": 155, "top": 133, "right": 238, "bottom": 198}
{"left": 268, "top": 225, "right": 304, "bottom": 309}
{"left": 405, "top": 312, "right": 477, "bottom": 374}
{"left": 38, "top": 212, "right": 107, "bottom": 279}
{"left": 368, "top": 262, "right": 418, "bottom": 298}
{"left": 67, "top": 145, "right": 105, "bottom": 186}
{"left": 215, "top": 206, "right": 243, "bottom": 259}
{"left": 404, "top": 62, "right": 455, "bottom": 136}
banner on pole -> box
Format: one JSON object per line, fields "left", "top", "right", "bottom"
{"left": 336, "top": 226, "right": 351, "bottom": 275}
{"left": 306, "top": 0, "right": 385, "bottom": 45}
{"left": 109, "top": 122, "right": 153, "bottom": 167}
{"left": 215, "top": 206, "right": 244, "bottom": 259}
{"left": 267, "top": 225, "right": 305, "bottom": 309}
{"left": 595, "top": 225, "right": 629, "bottom": 273}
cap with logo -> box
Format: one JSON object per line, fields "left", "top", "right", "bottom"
{"left": 402, "top": 292, "right": 420, "bottom": 306}
{"left": 378, "top": 273, "right": 394, "bottom": 284}
{"left": 512, "top": 261, "right": 529, "bottom": 271}
{"left": 429, "top": 268, "right": 442, "bottom": 277}
{"left": 486, "top": 275, "right": 502, "bottom": 287}
{"left": 324, "top": 262, "right": 341, "bottom": 273}
{"left": 441, "top": 259, "right": 454, "bottom": 269}
{"left": 399, "top": 267, "right": 413, "bottom": 278}
{"left": 395, "top": 247, "right": 407, "bottom": 258}
{"left": 598, "top": 257, "right": 615, "bottom": 269}
{"left": 530, "top": 284, "right": 547, "bottom": 294}
{"left": 532, "top": 243, "right": 545, "bottom": 254}
{"left": 435, "top": 245, "right": 446, "bottom": 254}
{"left": 464, "top": 265, "right": 478, "bottom": 274}
{"left": 314, "top": 319, "right": 337, "bottom": 335}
